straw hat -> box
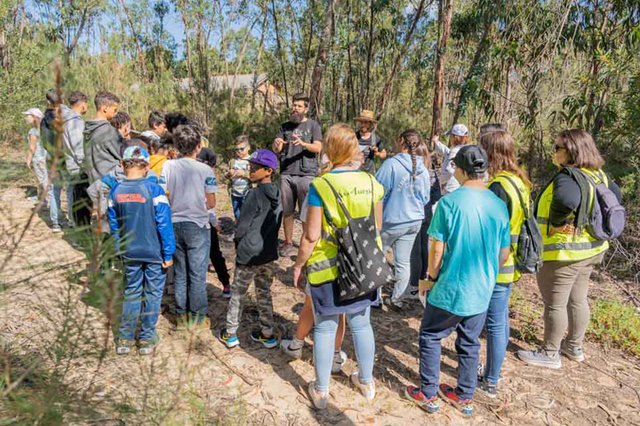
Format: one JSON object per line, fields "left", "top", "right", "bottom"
{"left": 354, "top": 109, "right": 378, "bottom": 123}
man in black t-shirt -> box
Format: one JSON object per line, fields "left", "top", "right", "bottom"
{"left": 354, "top": 109, "right": 386, "bottom": 173}
{"left": 272, "top": 93, "right": 323, "bottom": 255}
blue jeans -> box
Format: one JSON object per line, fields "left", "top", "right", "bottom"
{"left": 313, "top": 307, "right": 375, "bottom": 393}
{"left": 118, "top": 262, "right": 166, "bottom": 341}
{"left": 231, "top": 195, "right": 246, "bottom": 220}
{"left": 419, "top": 302, "right": 487, "bottom": 400}
{"left": 483, "top": 284, "right": 512, "bottom": 385}
{"left": 381, "top": 223, "right": 421, "bottom": 304}
{"left": 173, "top": 222, "right": 210, "bottom": 321}
{"left": 49, "top": 181, "right": 75, "bottom": 227}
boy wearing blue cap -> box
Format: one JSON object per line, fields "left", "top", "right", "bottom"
{"left": 107, "top": 146, "right": 176, "bottom": 355}
{"left": 219, "top": 149, "right": 282, "bottom": 349}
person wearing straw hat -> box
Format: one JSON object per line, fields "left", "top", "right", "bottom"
{"left": 22, "top": 108, "right": 48, "bottom": 204}
{"left": 355, "top": 109, "right": 387, "bottom": 173}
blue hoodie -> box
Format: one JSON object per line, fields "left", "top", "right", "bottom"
{"left": 375, "top": 153, "right": 431, "bottom": 229}
{"left": 107, "top": 178, "right": 175, "bottom": 263}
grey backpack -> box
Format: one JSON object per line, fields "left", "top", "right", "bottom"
{"left": 580, "top": 170, "right": 625, "bottom": 240}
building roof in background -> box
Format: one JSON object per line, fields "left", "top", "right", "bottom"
{"left": 178, "top": 74, "right": 269, "bottom": 91}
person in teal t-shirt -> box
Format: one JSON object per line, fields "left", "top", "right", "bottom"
{"left": 405, "top": 145, "right": 510, "bottom": 418}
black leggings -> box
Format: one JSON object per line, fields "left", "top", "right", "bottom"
{"left": 409, "top": 203, "right": 433, "bottom": 288}
{"left": 209, "top": 227, "right": 230, "bottom": 287}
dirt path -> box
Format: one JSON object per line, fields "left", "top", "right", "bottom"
{"left": 1, "top": 165, "right": 639, "bottom": 425}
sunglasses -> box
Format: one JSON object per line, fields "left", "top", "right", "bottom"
{"left": 249, "top": 162, "right": 267, "bottom": 171}
{"left": 552, "top": 144, "right": 566, "bottom": 152}
{"left": 234, "top": 145, "right": 248, "bottom": 151}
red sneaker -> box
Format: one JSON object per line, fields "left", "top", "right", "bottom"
{"left": 438, "top": 384, "right": 474, "bottom": 416}
{"left": 404, "top": 385, "right": 439, "bottom": 413}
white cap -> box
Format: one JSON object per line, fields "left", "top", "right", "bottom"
{"left": 448, "top": 123, "right": 469, "bottom": 137}
{"left": 22, "top": 108, "right": 44, "bottom": 120}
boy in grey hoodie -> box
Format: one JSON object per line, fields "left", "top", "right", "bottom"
{"left": 41, "top": 90, "right": 88, "bottom": 231}
{"left": 84, "top": 91, "right": 121, "bottom": 232}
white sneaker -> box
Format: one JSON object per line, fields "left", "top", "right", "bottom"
{"left": 331, "top": 350, "right": 347, "bottom": 374}
{"left": 350, "top": 372, "right": 375, "bottom": 400}
{"left": 308, "top": 381, "right": 328, "bottom": 410}
{"left": 280, "top": 339, "right": 303, "bottom": 359}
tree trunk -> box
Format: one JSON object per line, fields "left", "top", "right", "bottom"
{"left": 64, "top": 5, "right": 89, "bottom": 64}
{"left": 230, "top": 16, "right": 260, "bottom": 107}
{"left": 301, "top": 1, "right": 315, "bottom": 93}
{"left": 271, "top": 0, "right": 290, "bottom": 108}
{"left": 251, "top": 12, "right": 268, "bottom": 114}
{"left": 430, "top": 0, "right": 454, "bottom": 143}
{"left": 309, "top": 0, "right": 337, "bottom": 120}
{"left": 116, "top": 0, "right": 148, "bottom": 81}
{"left": 451, "top": 17, "right": 491, "bottom": 125}
{"left": 375, "top": 0, "right": 427, "bottom": 120}
{"left": 364, "top": 0, "right": 375, "bottom": 107}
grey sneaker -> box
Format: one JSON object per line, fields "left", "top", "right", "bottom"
{"left": 51, "top": 225, "right": 62, "bottom": 234}
{"left": 280, "top": 339, "right": 303, "bottom": 359}
{"left": 139, "top": 334, "right": 160, "bottom": 355}
{"left": 517, "top": 348, "right": 562, "bottom": 369}
{"left": 560, "top": 341, "right": 585, "bottom": 362}
{"left": 115, "top": 338, "right": 135, "bottom": 355}
{"left": 308, "top": 381, "right": 328, "bottom": 410}
{"left": 331, "top": 350, "right": 347, "bottom": 374}
{"left": 350, "top": 372, "right": 375, "bottom": 400}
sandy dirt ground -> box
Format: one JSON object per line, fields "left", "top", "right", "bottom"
{"left": 1, "top": 156, "right": 639, "bottom": 425}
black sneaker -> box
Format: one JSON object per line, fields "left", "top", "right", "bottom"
{"left": 477, "top": 380, "right": 497, "bottom": 398}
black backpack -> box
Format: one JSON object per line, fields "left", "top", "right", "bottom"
{"left": 579, "top": 170, "right": 625, "bottom": 240}
{"left": 503, "top": 176, "right": 543, "bottom": 274}
{"left": 319, "top": 176, "right": 395, "bottom": 302}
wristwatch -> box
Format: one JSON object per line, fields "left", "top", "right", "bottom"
{"left": 426, "top": 274, "right": 438, "bottom": 282}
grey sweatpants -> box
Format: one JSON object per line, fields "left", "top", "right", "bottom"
{"left": 226, "top": 263, "right": 275, "bottom": 336}
{"left": 537, "top": 252, "right": 604, "bottom": 352}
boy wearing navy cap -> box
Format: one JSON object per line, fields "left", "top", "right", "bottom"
{"left": 219, "top": 149, "right": 283, "bottom": 349}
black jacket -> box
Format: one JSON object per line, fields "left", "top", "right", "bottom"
{"left": 235, "top": 182, "right": 283, "bottom": 266}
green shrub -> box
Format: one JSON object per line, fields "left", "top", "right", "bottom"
{"left": 588, "top": 299, "right": 640, "bottom": 357}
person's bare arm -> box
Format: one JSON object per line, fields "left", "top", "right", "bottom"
{"left": 428, "top": 238, "right": 445, "bottom": 279}
{"left": 26, "top": 134, "right": 37, "bottom": 168}
{"left": 499, "top": 247, "right": 510, "bottom": 267}
{"left": 374, "top": 201, "right": 383, "bottom": 231}
{"left": 292, "top": 206, "right": 322, "bottom": 288}
{"left": 205, "top": 193, "right": 216, "bottom": 209}
{"left": 273, "top": 138, "right": 285, "bottom": 153}
{"left": 292, "top": 137, "right": 322, "bottom": 154}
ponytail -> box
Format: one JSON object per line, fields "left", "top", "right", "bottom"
{"left": 399, "top": 129, "right": 423, "bottom": 181}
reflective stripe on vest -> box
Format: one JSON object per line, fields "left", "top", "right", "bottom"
{"left": 488, "top": 172, "right": 529, "bottom": 284}
{"left": 536, "top": 168, "right": 609, "bottom": 262}
{"left": 306, "top": 172, "right": 382, "bottom": 286}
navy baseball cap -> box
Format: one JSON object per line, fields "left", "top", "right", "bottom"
{"left": 249, "top": 149, "right": 278, "bottom": 170}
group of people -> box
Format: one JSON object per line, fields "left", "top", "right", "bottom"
{"left": 22, "top": 90, "right": 623, "bottom": 417}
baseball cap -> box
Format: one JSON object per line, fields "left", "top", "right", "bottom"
{"left": 122, "top": 146, "right": 150, "bottom": 164}
{"left": 249, "top": 149, "right": 278, "bottom": 170}
{"left": 453, "top": 145, "right": 488, "bottom": 174}
{"left": 22, "top": 108, "right": 44, "bottom": 120}
{"left": 448, "top": 123, "right": 469, "bottom": 137}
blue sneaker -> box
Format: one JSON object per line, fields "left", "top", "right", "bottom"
{"left": 218, "top": 329, "right": 239, "bottom": 348}
{"left": 250, "top": 330, "right": 278, "bottom": 348}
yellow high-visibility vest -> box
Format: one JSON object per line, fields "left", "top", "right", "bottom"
{"left": 306, "top": 172, "right": 384, "bottom": 286}
{"left": 488, "top": 172, "right": 529, "bottom": 284}
{"left": 536, "top": 168, "right": 609, "bottom": 262}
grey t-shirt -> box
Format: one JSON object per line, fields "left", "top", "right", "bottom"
{"left": 160, "top": 157, "right": 217, "bottom": 228}
{"left": 29, "top": 128, "right": 47, "bottom": 162}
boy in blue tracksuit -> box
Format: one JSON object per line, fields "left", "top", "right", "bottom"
{"left": 107, "top": 146, "right": 175, "bottom": 355}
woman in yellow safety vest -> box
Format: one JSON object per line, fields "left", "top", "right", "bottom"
{"left": 518, "top": 129, "right": 622, "bottom": 369}
{"left": 292, "top": 123, "right": 384, "bottom": 410}
{"left": 478, "top": 130, "right": 532, "bottom": 397}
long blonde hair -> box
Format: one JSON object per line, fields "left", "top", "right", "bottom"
{"left": 320, "top": 123, "right": 359, "bottom": 175}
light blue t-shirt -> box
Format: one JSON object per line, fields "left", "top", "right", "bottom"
{"left": 427, "top": 187, "right": 511, "bottom": 317}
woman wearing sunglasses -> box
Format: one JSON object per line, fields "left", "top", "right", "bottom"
{"left": 518, "top": 129, "right": 622, "bottom": 369}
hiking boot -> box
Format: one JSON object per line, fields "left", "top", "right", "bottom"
{"left": 115, "top": 338, "right": 135, "bottom": 355}
{"left": 222, "top": 284, "right": 231, "bottom": 299}
{"left": 560, "top": 341, "right": 585, "bottom": 362}
{"left": 350, "top": 372, "right": 375, "bottom": 400}
{"left": 477, "top": 380, "right": 497, "bottom": 398}
{"left": 438, "top": 384, "right": 474, "bottom": 416}
{"left": 280, "top": 339, "right": 303, "bottom": 359}
{"left": 331, "top": 350, "right": 347, "bottom": 374}
{"left": 139, "top": 334, "right": 160, "bottom": 355}
{"left": 308, "top": 381, "right": 328, "bottom": 410}
{"left": 250, "top": 330, "right": 278, "bottom": 349}
{"left": 218, "top": 329, "right": 240, "bottom": 349}
{"left": 517, "top": 348, "right": 562, "bottom": 369}
{"left": 404, "top": 385, "right": 439, "bottom": 414}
